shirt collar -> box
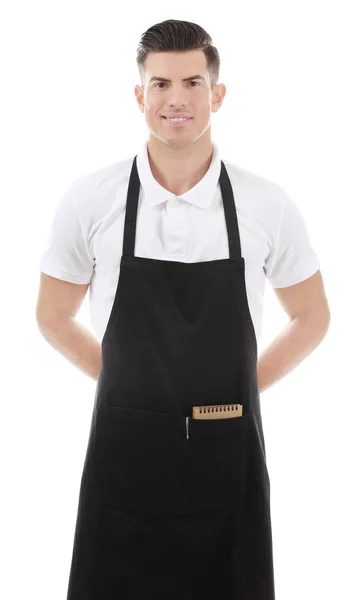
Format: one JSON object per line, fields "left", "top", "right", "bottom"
{"left": 136, "top": 140, "right": 221, "bottom": 210}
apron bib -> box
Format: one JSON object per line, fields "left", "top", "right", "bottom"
{"left": 66, "top": 156, "right": 275, "bottom": 599}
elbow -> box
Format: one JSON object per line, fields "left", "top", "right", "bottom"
{"left": 296, "top": 304, "right": 331, "bottom": 343}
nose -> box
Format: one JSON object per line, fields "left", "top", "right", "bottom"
{"left": 165, "top": 85, "right": 190, "bottom": 107}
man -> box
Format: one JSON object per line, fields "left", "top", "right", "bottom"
{"left": 36, "top": 18, "right": 330, "bottom": 600}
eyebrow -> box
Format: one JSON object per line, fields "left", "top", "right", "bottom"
{"left": 149, "top": 74, "right": 205, "bottom": 83}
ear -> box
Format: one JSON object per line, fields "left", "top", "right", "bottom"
{"left": 134, "top": 85, "right": 145, "bottom": 113}
{"left": 211, "top": 83, "right": 227, "bottom": 114}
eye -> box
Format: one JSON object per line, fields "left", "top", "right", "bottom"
{"left": 154, "top": 81, "right": 200, "bottom": 88}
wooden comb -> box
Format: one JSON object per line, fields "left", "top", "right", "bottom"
{"left": 192, "top": 404, "right": 243, "bottom": 420}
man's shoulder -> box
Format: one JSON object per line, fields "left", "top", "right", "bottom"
{"left": 67, "top": 155, "right": 134, "bottom": 221}
{"left": 222, "top": 157, "right": 286, "bottom": 226}
{"left": 222, "top": 157, "right": 284, "bottom": 196}
{"left": 72, "top": 155, "right": 134, "bottom": 196}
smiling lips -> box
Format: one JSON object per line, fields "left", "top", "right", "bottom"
{"left": 162, "top": 113, "right": 193, "bottom": 119}
{"left": 161, "top": 115, "right": 193, "bottom": 127}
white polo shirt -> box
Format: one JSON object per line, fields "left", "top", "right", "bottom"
{"left": 39, "top": 140, "right": 320, "bottom": 344}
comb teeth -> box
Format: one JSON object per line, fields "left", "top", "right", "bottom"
{"left": 200, "top": 404, "right": 238, "bottom": 413}
{"left": 192, "top": 404, "right": 243, "bottom": 420}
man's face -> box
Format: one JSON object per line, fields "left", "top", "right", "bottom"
{"left": 134, "top": 49, "right": 226, "bottom": 148}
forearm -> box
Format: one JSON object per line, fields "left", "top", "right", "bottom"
{"left": 257, "top": 314, "right": 330, "bottom": 393}
{"left": 37, "top": 317, "right": 101, "bottom": 381}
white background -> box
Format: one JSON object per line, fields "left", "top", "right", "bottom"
{"left": 1, "top": 1, "right": 362, "bottom": 598}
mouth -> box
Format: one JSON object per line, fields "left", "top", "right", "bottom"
{"left": 161, "top": 116, "right": 193, "bottom": 127}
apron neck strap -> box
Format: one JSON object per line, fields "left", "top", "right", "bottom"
{"left": 122, "top": 155, "right": 242, "bottom": 260}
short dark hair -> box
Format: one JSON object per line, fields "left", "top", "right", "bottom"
{"left": 136, "top": 19, "right": 220, "bottom": 89}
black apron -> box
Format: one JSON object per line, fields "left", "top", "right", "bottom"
{"left": 66, "top": 155, "right": 275, "bottom": 599}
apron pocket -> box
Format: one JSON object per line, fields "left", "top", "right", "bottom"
{"left": 96, "top": 404, "right": 192, "bottom": 514}
{"left": 189, "top": 411, "right": 253, "bottom": 510}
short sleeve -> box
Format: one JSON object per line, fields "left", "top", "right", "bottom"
{"left": 264, "top": 189, "right": 320, "bottom": 288}
{"left": 39, "top": 186, "right": 94, "bottom": 284}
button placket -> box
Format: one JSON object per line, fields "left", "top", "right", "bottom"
{"left": 165, "top": 197, "right": 189, "bottom": 256}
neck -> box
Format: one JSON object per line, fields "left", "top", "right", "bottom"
{"left": 146, "top": 134, "right": 214, "bottom": 196}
